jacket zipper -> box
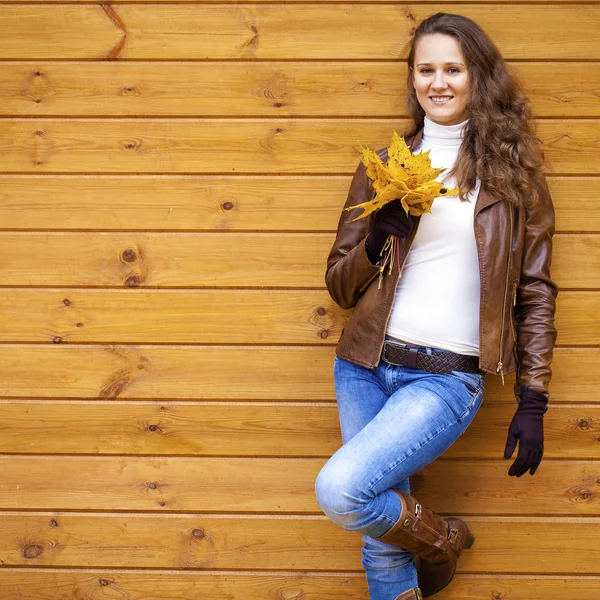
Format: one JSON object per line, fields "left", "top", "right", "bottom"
{"left": 511, "top": 281, "right": 518, "bottom": 347}
{"left": 374, "top": 226, "right": 419, "bottom": 366}
{"left": 496, "top": 206, "right": 513, "bottom": 386}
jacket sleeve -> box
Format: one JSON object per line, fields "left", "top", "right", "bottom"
{"left": 325, "top": 159, "right": 381, "bottom": 309}
{"left": 514, "top": 175, "right": 559, "bottom": 399}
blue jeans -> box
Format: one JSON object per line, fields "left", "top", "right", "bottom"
{"left": 315, "top": 340, "right": 485, "bottom": 600}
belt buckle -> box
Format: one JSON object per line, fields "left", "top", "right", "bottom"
{"left": 385, "top": 339, "right": 407, "bottom": 349}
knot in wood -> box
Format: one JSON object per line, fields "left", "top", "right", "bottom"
{"left": 99, "top": 578, "right": 109, "bottom": 586}
{"left": 35, "top": 71, "right": 43, "bottom": 77}
{"left": 76, "top": 322, "right": 84, "bottom": 328}
{"left": 316, "top": 307, "right": 326, "bottom": 316}
{"left": 63, "top": 298, "right": 71, "bottom": 306}
{"left": 125, "top": 274, "right": 141, "bottom": 288}
{"left": 23, "top": 544, "right": 43, "bottom": 559}
{"left": 578, "top": 418, "right": 591, "bottom": 430}
{"left": 120, "top": 85, "right": 138, "bottom": 96}
{"left": 49, "top": 519, "right": 59, "bottom": 527}
{"left": 192, "top": 528, "right": 206, "bottom": 540}
{"left": 319, "top": 330, "right": 329, "bottom": 339}
{"left": 122, "top": 140, "right": 141, "bottom": 150}
{"left": 148, "top": 482, "right": 157, "bottom": 490}
{"left": 53, "top": 336, "right": 62, "bottom": 344}
{"left": 221, "top": 201, "right": 235, "bottom": 211}
{"left": 121, "top": 248, "right": 138, "bottom": 263}
{"left": 148, "top": 424, "right": 158, "bottom": 432}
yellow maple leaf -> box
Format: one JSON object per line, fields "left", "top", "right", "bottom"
{"left": 346, "top": 131, "right": 459, "bottom": 221}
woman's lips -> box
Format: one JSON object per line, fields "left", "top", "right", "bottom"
{"left": 430, "top": 96, "right": 453, "bottom": 104}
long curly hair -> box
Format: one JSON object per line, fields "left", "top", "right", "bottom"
{"left": 405, "top": 12, "right": 547, "bottom": 208}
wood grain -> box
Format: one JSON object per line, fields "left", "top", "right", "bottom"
{"left": 0, "top": 572, "right": 597, "bottom": 600}
{"left": 0, "top": 176, "right": 594, "bottom": 232}
{"left": 0, "top": 233, "right": 592, "bottom": 288}
{"left": 1, "top": 6, "right": 598, "bottom": 60}
{"left": 0, "top": 289, "right": 590, "bottom": 344}
{"left": 0, "top": 455, "right": 599, "bottom": 516}
{"left": 1, "top": 120, "right": 598, "bottom": 174}
{"left": 2, "top": 62, "right": 598, "bottom": 118}
{"left": 1, "top": 513, "right": 600, "bottom": 572}
{"left": 0, "top": 402, "right": 597, "bottom": 459}
{"left": 0, "top": 347, "right": 595, "bottom": 402}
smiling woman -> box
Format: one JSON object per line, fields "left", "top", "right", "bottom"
{"left": 317, "top": 11, "right": 558, "bottom": 600}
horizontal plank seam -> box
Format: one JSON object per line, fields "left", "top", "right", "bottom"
{"left": 0, "top": 399, "right": 596, "bottom": 407}
{"left": 2, "top": 57, "right": 600, "bottom": 64}
{"left": 3, "top": 114, "right": 600, "bottom": 120}
{"left": 0, "top": 453, "right": 598, "bottom": 461}
{"left": 4, "top": 117, "right": 600, "bottom": 123}
{"left": 0, "top": 568, "right": 598, "bottom": 579}
{"left": 1, "top": 511, "right": 600, "bottom": 522}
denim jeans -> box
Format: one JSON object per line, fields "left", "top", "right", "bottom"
{"left": 315, "top": 339, "right": 485, "bottom": 600}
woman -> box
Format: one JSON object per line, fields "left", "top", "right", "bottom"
{"left": 315, "top": 12, "right": 557, "bottom": 600}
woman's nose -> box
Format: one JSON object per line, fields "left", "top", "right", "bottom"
{"left": 431, "top": 71, "right": 448, "bottom": 90}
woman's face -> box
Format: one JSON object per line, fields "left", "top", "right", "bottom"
{"left": 412, "top": 33, "right": 470, "bottom": 126}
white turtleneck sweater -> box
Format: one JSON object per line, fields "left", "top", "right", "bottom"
{"left": 385, "top": 116, "right": 482, "bottom": 356}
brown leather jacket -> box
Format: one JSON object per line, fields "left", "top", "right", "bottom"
{"left": 326, "top": 128, "right": 558, "bottom": 399}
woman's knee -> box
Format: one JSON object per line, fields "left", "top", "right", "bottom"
{"left": 315, "top": 459, "right": 369, "bottom": 530}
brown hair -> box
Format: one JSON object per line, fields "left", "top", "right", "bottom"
{"left": 405, "top": 12, "right": 547, "bottom": 208}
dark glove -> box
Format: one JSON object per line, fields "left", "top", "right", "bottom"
{"left": 504, "top": 386, "right": 548, "bottom": 477}
{"left": 365, "top": 200, "right": 414, "bottom": 264}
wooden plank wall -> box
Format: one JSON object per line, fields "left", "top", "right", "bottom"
{"left": 0, "top": 2, "right": 599, "bottom": 598}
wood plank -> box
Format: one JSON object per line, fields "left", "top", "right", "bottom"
{"left": 0, "top": 289, "right": 590, "bottom": 345}
{"left": 0, "top": 175, "right": 593, "bottom": 232}
{"left": 2, "top": 62, "right": 598, "bottom": 118}
{"left": 0, "top": 347, "right": 594, "bottom": 402}
{"left": 0, "top": 233, "right": 592, "bottom": 288}
{"left": 0, "top": 176, "right": 348, "bottom": 232}
{"left": 0, "top": 290, "right": 349, "bottom": 345}
{"left": 0, "top": 512, "right": 599, "bottom": 572}
{"left": 0, "top": 572, "right": 598, "bottom": 600}
{"left": 411, "top": 460, "right": 600, "bottom": 516}
{"left": 553, "top": 235, "right": 600, "bottom": 288}
{"left": 0, "top": 456, "right": 599, "bottom": 516}
{"left": 1, "top": 402, "right": 596, "bottom": 460}
{"left": 1, "top": 120, "right": 598, "bottom": 175}
{"left": 1, "top": 6, "right": 598, "bottom": 60}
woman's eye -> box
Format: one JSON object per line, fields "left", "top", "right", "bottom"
{"left": 420, "top": 67, "right": 461, "bottom": 75}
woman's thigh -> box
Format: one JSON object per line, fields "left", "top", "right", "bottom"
{"left": 334, "top": 356, "right": 390, "bottom": 443}
{"left": 327, "top": 360, "right": 485, "bottom": 502}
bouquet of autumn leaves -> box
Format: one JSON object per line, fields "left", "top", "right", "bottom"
{"left": 345, "top": 131, "right": 459, "bottom": 287}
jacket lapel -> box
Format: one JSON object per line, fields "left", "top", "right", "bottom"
{"left": 408, "top": 125, "right": 500, "bottom": 216}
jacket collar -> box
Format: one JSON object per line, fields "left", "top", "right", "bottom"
{"left": 407, "top": 126, "right": 500, "bottom": 217}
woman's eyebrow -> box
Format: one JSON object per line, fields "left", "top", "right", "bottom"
{"left": 416, "top": 62, "right": 465, "bottom": 66}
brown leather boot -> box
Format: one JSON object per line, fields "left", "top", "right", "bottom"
{"left": 377, "top": 489, "right": 475, "bottom": 597}
{"left": 395, "top": 588, "right": 423, "bottom": 600}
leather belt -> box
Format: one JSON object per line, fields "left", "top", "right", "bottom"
{"left": 382, "top": 340, "right": 482, "bottom": 374}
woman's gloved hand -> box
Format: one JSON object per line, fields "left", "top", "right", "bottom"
{"left": 365, "top": 200, "right": 414, "bottom": 264}
{"left": 504, "top": 386, "right": 548, "bottom": 477}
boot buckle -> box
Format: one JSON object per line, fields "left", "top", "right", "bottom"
{"left": 414, "top": 503, "right": 422, "bottom": 519}
{"left": 447, "top": 527, "right": 458, "bottom": 542}
{"left": 415, "top": 588, "right": 423, "bottom": 600}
